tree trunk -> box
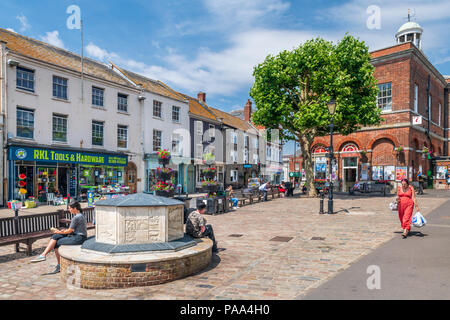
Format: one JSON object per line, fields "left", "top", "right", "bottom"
{"left": 299, "top": 135, "right": 317, "bottom": 197}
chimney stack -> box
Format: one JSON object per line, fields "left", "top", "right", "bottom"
{"left": 197, "top": 92, "right": 206, "bottom": 103}
{"left": 244, "top": 99, "right": 252, "bottom": 122}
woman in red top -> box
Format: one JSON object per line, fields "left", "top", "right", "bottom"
{"left": 396, "top": 178, "right": 420, "bottom": 238}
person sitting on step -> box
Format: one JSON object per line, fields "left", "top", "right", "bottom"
{"left": 186, "top": 203, "right": 218, "bottom": 252}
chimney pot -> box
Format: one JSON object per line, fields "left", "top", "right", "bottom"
{"left": 244, "top": 99, "right": 252, "bottom": 122}
{"left": 197, "top": 92, "right": 206, "bottom": 102}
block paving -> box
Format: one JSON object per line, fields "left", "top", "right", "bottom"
{"left": 0, "top": 194, "right": 445, "bottom": 300}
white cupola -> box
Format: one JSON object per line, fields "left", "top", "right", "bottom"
{"left": 395, "top": 10, "right": 423, "bottom": 49}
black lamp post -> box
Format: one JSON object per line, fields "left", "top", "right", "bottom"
{"left": 327, "top": 99, "right": 337, "bottom": 214}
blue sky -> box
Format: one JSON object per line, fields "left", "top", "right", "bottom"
{"left": 2, "top": 0, "right": 450, "bottom": 154}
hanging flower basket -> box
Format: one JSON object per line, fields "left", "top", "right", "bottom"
{"left": 156, "top": 167, "right": 173, "bottom": 180}
{"left": 157, "top": 149, "right": 171, "bottom": 165}
{"left": 202, "top": 167, "right": 216, "bottom": 179}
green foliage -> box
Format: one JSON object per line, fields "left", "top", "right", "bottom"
{"left": 250, "top": 35, "right": 382, "bottom": 140}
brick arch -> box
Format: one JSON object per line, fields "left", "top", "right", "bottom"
{"left": 368, "top": 134, "right": 400, "bottom": 150}
{"left": 337, "top": 138, "right": 364, "bottom": 152}
{"left": 371, "top": 137, "right": 396, "bottom": 165}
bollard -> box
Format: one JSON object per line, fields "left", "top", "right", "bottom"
{"left": 319, "top": 191, "right": 325, "bottom": 214}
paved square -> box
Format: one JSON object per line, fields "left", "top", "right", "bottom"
{"left": 0, "top": 194, "right": 445, "bottom": 300}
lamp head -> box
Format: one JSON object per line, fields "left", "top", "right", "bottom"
{"left": 327, "top": 98, "right": 337, "bottom": 115}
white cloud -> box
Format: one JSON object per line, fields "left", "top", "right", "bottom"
{"left": 204, "top": 0, "right": 290, "bottom": 26}
{"left": 6, "top": 28, "right": 16, "bottom": 33}
{"left": 40, "top": 31, "right": 65, "bottom": 49}
{"left": 16, "top": 14, "right": 30, "bottom": 32}
{"left": 84, "top": 0, "right": 449, "bottom": 100}
{"left": 86, "top": 29, "right": 336, "bottom": 96}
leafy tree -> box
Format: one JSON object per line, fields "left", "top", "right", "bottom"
{"left": 250, "top": 35, "right": 382, "bottom": 196}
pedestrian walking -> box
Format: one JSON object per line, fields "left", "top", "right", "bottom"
{"left": 417, "top": 171, "right": 424, "bottom": 195}
{"left": 396, "top": 179, "right": 420, "bottom": 239}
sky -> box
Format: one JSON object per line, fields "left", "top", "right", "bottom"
{"left": 1, "top": 0, "right": 450, "bottom": 155}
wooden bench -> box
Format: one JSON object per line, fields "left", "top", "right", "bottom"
{"left": 0, "top": 207, "right": 95, "bottom": 256}
{"left": 349, "top": 183, "right": 386, "bottom": 196}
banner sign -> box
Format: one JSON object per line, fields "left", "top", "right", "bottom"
{"left": 9, "top": 146, "right": 128, "bottom": 166}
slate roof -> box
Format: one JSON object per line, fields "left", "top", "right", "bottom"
{"left": 0, "top": 28, "right": 132, "bottom": 88}
{"left": 110, "top": 63, "right": 187, "bottom": 102}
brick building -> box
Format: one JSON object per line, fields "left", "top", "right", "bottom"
{"left": 291, "top": 20, "right": 450, "bottom": 191}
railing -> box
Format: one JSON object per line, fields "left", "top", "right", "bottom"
{"left": 0, "top": 207, "right": 95, "bottom": 238}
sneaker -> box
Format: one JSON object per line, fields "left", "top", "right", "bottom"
{"left": 30, "top": 255, "right": 46, "bottom": 263}
{"left": 50, "top": 264, "right": 60, "bottom": 274}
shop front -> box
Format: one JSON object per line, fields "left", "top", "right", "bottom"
{"left": 8, "top": 145, "right": 129, "bottom": 202}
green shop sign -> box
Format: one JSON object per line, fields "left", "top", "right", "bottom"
{"left": 289, "top": 172, "right": 301, "bottom": 178}
{"left": 9, "top": 146, "right": 128, "bottom": 166}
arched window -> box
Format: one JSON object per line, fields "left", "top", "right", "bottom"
{"left": 341, "top": 143, "right": 358, "bottom": 153}
{"left": 312, "top": 145, "right": 327, "bottom": 154}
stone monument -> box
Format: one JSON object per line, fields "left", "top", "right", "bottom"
{"left": 59, "top": 193, "right": 212, "bottom": 289}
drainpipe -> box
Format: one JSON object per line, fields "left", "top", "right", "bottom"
{"left": 0, "top": 41, "right": 7, "bottom": 206}
{"left": 445, "top": 87, "right": 449, "bottom": 156}
{"left": 426, "top": 75, "right": 433, "bottom": 186}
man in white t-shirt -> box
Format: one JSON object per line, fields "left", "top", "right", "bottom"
{"left": 259, "top": 182, "right": 269, "bottom": 201}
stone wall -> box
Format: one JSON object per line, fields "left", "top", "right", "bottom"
{"left": 60, "top": 247, "right": 212, "bottom": 289}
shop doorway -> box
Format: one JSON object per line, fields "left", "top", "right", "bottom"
{"left": 187, "top": 165, "right": 195, "bottom": 194}
{"left": 342, "top": 157, "right": 358, "bottom": 192}
{"left": 125, "top": 162, "right": 137, "bottom": 193}
{"left": 58, "top": 168, "right": 69, "bottom": 196}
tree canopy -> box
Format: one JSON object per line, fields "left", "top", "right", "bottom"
{"left": 250, "top": 35, "right": 382, "bottom": 196}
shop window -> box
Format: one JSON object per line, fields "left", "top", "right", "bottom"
{"left": 53, "top": 76, "right": 68, "bottom": 100}
{"left": 153, "top": 100, "right": 162, "bottom": 118}
{"left": 172, "top": 106, "right": 180, "bottom": 123}
{"left": 253, "top": 154, "right": 258, "bottom": 164}
{"left": 17, "top": 107, "right": 34, "bottom": 139}
{"left": 92, "top": 87, "right": 104, "bottom": 107}
{"left": 92, "top": 121, "right": 104, "bottom": 146}
{"left": 52, "top": 114, "right": 67, "bottom": 142}
{"left": 17, "top": 66, "right": 34, "bottom": 92}
{"left": 314, "top": 157, "right": 328, "bottom": 180}
{"left": 118, "top": 93, "right": 128, "bottom": 112}
{"left": 117, "top": 125, "right": 128, "bottom": 149}
{"left": 153, "top": 129, "right": 162, "bottom": 151}
{"left": 377, "top": 82, "right": 392, "bottom": 111}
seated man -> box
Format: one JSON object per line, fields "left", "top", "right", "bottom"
{"left": 259, "top": 181, "right": 269, "bottom": 201}
{"left": 186, "top": 203, "right": 218, "bottom": 252}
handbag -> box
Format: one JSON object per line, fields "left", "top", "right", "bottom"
{"left": 389, "top": 201, "right": 398, "bottom": 211}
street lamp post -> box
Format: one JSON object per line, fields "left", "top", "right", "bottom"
{"left": 327, "top": 99, "right": 337, "bottom": 214}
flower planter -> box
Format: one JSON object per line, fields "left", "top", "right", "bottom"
{"left": 202, "top": 185, "right": 218, "bottom": 193}
{"left": 155, "top": 190, "right": 174, "bottom": 198}
{"left": 203, "top": 172, "right": 216, "bottom": 179}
